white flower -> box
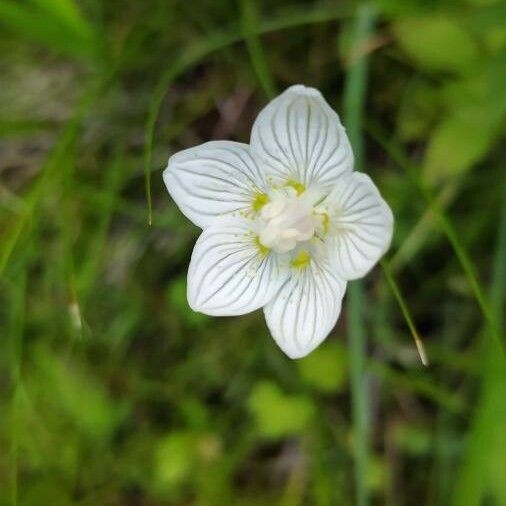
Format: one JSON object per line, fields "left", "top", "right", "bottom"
{"left": 163, "top": 85, "right": 393, "bottom": 359}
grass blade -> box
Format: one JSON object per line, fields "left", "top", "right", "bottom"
{"left": 0, "top": 0, "right": 97, "bottom": 59}
{"left": 381, "top": 259, "right": 428, "bottom": 366}
{"left": 343, "top": 5, "right": 377, "bottom": 506}
{"left": 30, "top": 0, "right": 93, "bottom": 39}
{"left": 451, "top": 179, "right": 506, "bottom": 505}
{"left": 240, "top": 0, "right": 276, "bottom": 100}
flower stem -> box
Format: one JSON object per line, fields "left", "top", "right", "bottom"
{"left": 381, "top": 259, "right": 429, "bottom": 366}
{"left": 343, "top": 5, "right": 377, "bottom": 506}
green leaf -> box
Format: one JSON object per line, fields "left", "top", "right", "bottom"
{"left": 155, "top": 432, "right": 197, "bottom": 487}
{"left": 248, "top": 381, "right": 314, "bottom": 438}
{"left": 441, "top": 58, "right": 506, "bottom": 123}
{"left": 155, "top": 431, "right": 222, "bottom": 489}
{"left": 297, "top": 343, "right": 348, "bottom": 393}
{"left": 30, "top": 0, "right": 93, "bottom": 39}
{"left": 423, "top": 113, "right": 494, "bottom": 184}
{"left": 0, "top": 0, "right": 97, "bottom": 59}
{"left": 424, "top": 57, "right": 506, "bottom": 184}
{"left": 393, "top": 16, "right": 479, "bottom": 73}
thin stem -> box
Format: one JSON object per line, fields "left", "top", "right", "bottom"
{"left": 381, "top": 259, "right": 428, "bottom": 366}
{"left": 343, "top": 5, "right": 377, "bottom": 506}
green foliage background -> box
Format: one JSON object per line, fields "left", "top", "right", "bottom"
{"left": 0, "top": 0, "right": 505, "bottom": 504}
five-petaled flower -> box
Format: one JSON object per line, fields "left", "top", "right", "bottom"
{"left": 163, "top": 85, "right": 393, "bottom": 359}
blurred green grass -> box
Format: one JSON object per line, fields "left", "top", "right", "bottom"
{"left": 1, "top": 0, "right": 506, "bottom": 505}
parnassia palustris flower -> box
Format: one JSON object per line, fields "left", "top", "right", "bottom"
{"left": 164, "top": 85, "right": 393, "bottom": 358}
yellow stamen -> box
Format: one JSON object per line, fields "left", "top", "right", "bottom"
{"left": 252, "top": 192, "right": 269, "bottom": 212}
{"left": 255, "top": 236, "right": 270, "bottom": 256}
{"left": 291, "top": 249, "right": 311, "bottom": 269}
{"left": 286, "top": 179, "right": 305, "bottom": 195}
{"left": 321, "top": 212, "right": 329, "bottom": 236}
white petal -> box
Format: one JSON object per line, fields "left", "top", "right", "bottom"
{"left": 250, "top": 85, "right": 353, "bottom": 191}
{"left": 164, "top": 141, "right": 267, "bottom": 228}
{"left": 323, "top": 172, "right": 394, "bottom": 280}
{"left": 263, "top": 253, "right": 346, "bottom": 359}
{"left": 187, "top": 218, "right": 288, "bottom": 316}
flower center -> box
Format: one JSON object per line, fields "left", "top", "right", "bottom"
{"left": 258, "top": 188, "right": 320, "bottom": 253}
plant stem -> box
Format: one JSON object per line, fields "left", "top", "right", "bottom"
{"left": 343, "top": 5, "right": 377, "bottom": 506}
{"left": 381, "top": 259, "right": 428, "bottom": 366}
